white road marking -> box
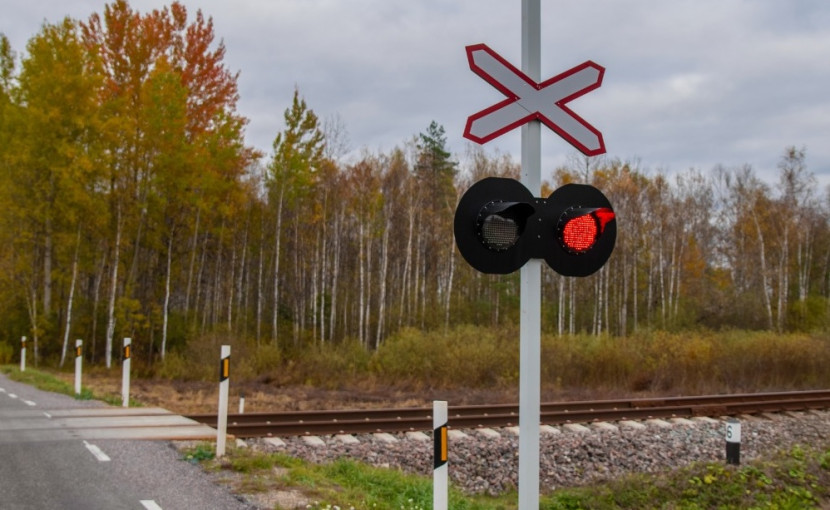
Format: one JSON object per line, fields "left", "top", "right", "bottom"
{"left": 23, "top": 400, "right": 36, "bottom": 406}
{"left": 8, "top": 393, "right": 17, "bottom": 399}
{"left": 83, "top": 440, "right": 111, "bottom": 462}
{"left": 43, "top": 412, "right": 52, "bottom": 418}
{"left": 0, "top": 387, "right": 5, "bottom": 392}
{"left": 140, "top": 501, "right": 163, "bottom": 510}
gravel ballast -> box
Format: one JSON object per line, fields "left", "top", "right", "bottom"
{"left": 249, "top": 410, "right": 830, "bottom": 495}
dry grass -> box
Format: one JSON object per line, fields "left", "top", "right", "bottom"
{"left": 48, "top": 327, "right": 830, "bottom": 414}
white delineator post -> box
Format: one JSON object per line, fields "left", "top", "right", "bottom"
{"left": 433, "top": 400, "right": 448, "bottom": 510}
{"left": 122, "top": 338, "right": 131, "bottom": 407}
{"left": 20, "top": 336, "right": 26, "bottom": 372}
{"left": 216, "top": 345, "right": 231, "bottom": 458}
{"left": 519, "top": 0, "right": 542, "bottom": 508}
{"left": 74, "top": 339, "right": 83, "bottom": 396}
{"left": 238, "top": 394, "right": 245, "bottom": 414}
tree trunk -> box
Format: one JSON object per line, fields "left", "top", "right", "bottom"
{"left": 43, "top": 214, "right": 52, "bottom": 316}
{"left": 256, "top": 218, "right": 265, "bottom": 346}
{"left": 185, "top": 208, "right": 201, "bottom": 315}
{"left": 272, "top": 187, "right": 284, "bottom": 344}
{"left": 90, "top": 248, "right": 106, "bottom": 364}
{"left": 751, "top": 211, "right": 775, "bottom": 330}
{"left": 105, "top": 207, "right": 122, "bottom": 369}
{"left": 329, "top": 209, "right": 342, "bottom": 342}
{"left": 161, "top": 235, "right": 173, "bottom": 360}
{"left": 358, "top": 219, "right": 366, "bottom": 347}
{"left": 376, "top": 218, "right": 390, "bottom": 348}
{"left": 59, "top": 229, "right": 81, "bottom": 367}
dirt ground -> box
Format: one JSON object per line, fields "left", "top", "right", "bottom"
{"left": 61, "top": 371, "right": 623, "bottom": 415}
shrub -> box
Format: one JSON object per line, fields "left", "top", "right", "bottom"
{"left": 371, "top": 325, "right": 518, "bottom": 388}
{"left": 0, "top": 342, "right": 13, "bottom": 364}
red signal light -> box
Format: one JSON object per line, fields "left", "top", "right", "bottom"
{"left": 558, "top": 207, "right": 615, "bottom": 254}
{"left": 562, "top": 214, "right": 598, "bottom": 252}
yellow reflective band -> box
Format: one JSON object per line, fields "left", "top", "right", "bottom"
{"left": 76, "top": 347, "right": 82, "bottom": 357}
{"left": 124, "top": 345, "right": 131, "bottom": 359}
{"left": 441, "top": 426, "right": 448, "bottom": 462}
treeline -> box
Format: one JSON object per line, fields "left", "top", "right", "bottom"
{"left": 2, "top": 1, "right": 829, "bottom": 369}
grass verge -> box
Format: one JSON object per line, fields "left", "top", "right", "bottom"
{"left": 180, "top": 443, "right": 830, "bottom": 510}
{"left": 0, "top": 365, "right": 140, "bottom": 405}
{"left": 181, "top": 443, "right": 516, "bottom": 509}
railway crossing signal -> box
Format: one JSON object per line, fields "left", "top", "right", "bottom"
{"left": 463, "top": 43, "right": 605, "bottom": 156}
{"left": 454, "top": 177, "right": 616, "bottom": 276}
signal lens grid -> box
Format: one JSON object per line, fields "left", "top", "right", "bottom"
{"left": 561, "top": 214, "right": 598, "bottom": 253}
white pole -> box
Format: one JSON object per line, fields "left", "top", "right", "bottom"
{"left": 519, "top": 1, "right": 542, "bottom": 508}
{"left": 122, "top": 338, "right": 131, "bottom": 407}
{"left": 238, "top": 394, "right": 245, "bottom": 414}
{"left": 433, "top": 400, "right": 448, "bottom": 510}
{"left": 20, "top": 336, "right": 26, "bottom": 372}
{"left": 74, "top": 339, "right": 83, "bottom": 396}
{"left": 216, "top": 344, "right": 230, "bottom": 457}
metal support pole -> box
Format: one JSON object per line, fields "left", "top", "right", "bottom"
{"left": 217, "top": 345, "right": 231, "bottom": 457}
{"left": 122, "top": 338, "right": 131, "bottom": 407}
{"left": 74, "top": 339, "right": 83, "bottom": 396}
{"left": 433, "top": 400, "right": 449, "bottom": 510}
{"left": 519, "top": 0, "right": 542, "bottom": 508}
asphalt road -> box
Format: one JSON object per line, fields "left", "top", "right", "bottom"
{"left": 0, "top": 372, "right": 255, "bottom": 510}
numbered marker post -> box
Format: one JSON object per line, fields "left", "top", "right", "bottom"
{"left": 726, "top": 418, "right": 741, "bottom": 465}
{"left": 20, "top": 336, "right": 26, "bottom": 372}
{"left": 433, "top": 400, "right": 448, "bottom": 510}
{"left": 74, "top": 339, "right": 83, "bottom": 396}
{"left": 216, "top": 345, "right": 231, "bottom": 458}
{"left": 121, "top": 338, "right": 131, "bottom": 407}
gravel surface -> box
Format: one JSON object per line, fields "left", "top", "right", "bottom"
{"left": 249, "top": 410, "right": 830, "bottom": 496}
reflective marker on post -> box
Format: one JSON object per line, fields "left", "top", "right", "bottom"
{"left": 726, "top": 418, "right": 741, "bottom": 465}
{"left": 433, "top": 400, "right": 448, "bottom": 510}
{"left": 216, "top": 345, "right": 231, "bottom": 458}
{"left": 122, "top": 338, "right": 131, "bottom": 408}
{"left": 74, "top": 339, "right": 83, "bottom": 396}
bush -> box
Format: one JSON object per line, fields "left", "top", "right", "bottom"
{"left": 0, "top": 342, "right": 13, "bottom": 364}
{"left": 372, "top": 325, "right": 518, "bottom": 388}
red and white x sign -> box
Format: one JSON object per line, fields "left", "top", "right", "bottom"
{"left": 463, "top": 44, "right": 606, "bottom": 156}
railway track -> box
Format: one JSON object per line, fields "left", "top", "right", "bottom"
{"left": 186, "top": 389, "right": 830, "bottom": 438}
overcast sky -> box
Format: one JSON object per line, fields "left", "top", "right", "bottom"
{"left": 4, "top": 1, "right": 830, "bottom": 188}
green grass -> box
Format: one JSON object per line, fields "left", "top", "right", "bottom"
{"left": 1, "top": 365, "right": 142, "bottom": 406}
{"left": 183, "top": 443, "right": 515, "bottom": 509}
{"left": 181, "top": 443, "right": 830, "bottom": 510}
{"left": 542, "top": 444, "right": 830, "bottom": 509}
{"left": 2, "top": 365, "right": 95, "bottom": 401}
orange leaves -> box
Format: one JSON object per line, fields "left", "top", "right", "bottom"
{"left": 81, "top": 1, "right": 242, "bottom": 141}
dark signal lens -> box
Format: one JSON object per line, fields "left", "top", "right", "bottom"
{"left": 480, "top": 214, "right": 521, "bottom": 251}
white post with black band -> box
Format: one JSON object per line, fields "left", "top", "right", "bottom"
{"left": 217, "top": 345, "right": 231, "bottom": 457}
{"left": 433, "top": 400, "right": 448, "bottom": 510}
{"left": 121, "top": 338, "right": 131, "bottom": 407}
{"left": 20, "top": 336, "right": 26, "bottom": 372}
{"left": 726, "top": 418, "right": 741, "bottom": 465}
{"left": 74, "top": 339, "right": 83, "bottom": 396}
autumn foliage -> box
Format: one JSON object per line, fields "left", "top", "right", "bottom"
{"left": 1, "top": 1, "right": 830, "bottom": 391}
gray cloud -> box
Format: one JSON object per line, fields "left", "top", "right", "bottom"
{"left": 4, "top": 0, "right": 829, "bottom": 186}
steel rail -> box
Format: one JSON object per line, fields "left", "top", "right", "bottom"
{"left": 186, "top": 389, "right": 830, "bottom": 438}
